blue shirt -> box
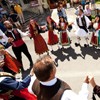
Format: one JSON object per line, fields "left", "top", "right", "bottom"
{"left": 0, "top": 75, "right": 31, "bottom": 93}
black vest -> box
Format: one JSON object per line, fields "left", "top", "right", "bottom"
{"left": 32, "top": 78, "right": 71, "bottom": 100}
{"left": 76, "top": 15, "right": 88, "bottom": 32}
{"left": 5, "top": 29, "right": 22, "bottom": 42}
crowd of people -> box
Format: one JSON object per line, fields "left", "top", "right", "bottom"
{"left": 0, "top": 0, "right": 100, "bottom": 100}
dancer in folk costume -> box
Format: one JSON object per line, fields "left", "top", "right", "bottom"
{"left": 4, "top": 21, "right": 33, "bottom": 71}
{"left": 58, "top": 17, "right": 71, "bottom": 47}
{"left": 90, "top": 15, "right": 100, "bottom": 47}
{"left": 74, "top": 9, "right": 91, "bottom": 47}
{"left": 46, "top": 16, "right": 59, "bottom": 50}
{"left": 0, "top": 44, "right": 21, "bottom": 75}
{"left": 0, "top": 71, "right": 37, "bottom": 100}
{"left": 29, "top": 20, "right": 49, "bottom": 56}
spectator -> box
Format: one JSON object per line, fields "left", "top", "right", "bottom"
{"left": 59, "top": 3, "right": 67, "bottom": 21}
{"left": 85, "top": 0, "right": 90, "bottom": 5}
{"left": 0, "top": 5, "right": 8, "bottom": 16}
{"left": 14, "top": 2, "right": 25, "bottom": 24}
{"left": 9, "top": 10, "right": 22, "bottom": 29}
{"left": 90, "top": 0, "right": 95, "bottom": 10}
{"left": 0, "top": 16, "right": 6, "bottom": 32}
{"left": 10, "top": 5, "right": 17, "bottom": 13}
{"left": 28, "top": 55, "right": 89, "bottom": 100}
{"left": 42, "top": 0, "right": 49, "bottom": 12}
{"left": 57, "top": 6, "right": 63, "bottom": 18}
{"left": 70, "top": 0, "right": 74, "bottom": 8}
{"left": 84, "top": 4, "right": 92, "bottom": 21}
{"left": 81, "top": 0, "right": 86, "bottom": 9}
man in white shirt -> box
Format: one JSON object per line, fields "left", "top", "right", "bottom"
{"left": 4, "top": 21, "right": 33, "bottom": 71}
{"left": 74, "top": 9, "right": 91, "bottom": 47}
{"left": 28, "top": 55, "right": 89, "bottom": 100}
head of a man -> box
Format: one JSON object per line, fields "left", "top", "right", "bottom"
{"left": 85, "top": 4, "right": 89, "bottom": 10}
{"left": 4, "top": 21, "right": 13, "bottom": 30}
{"left": 59, "top": 3, "right": 63, "bottom": 8}
{"left": 33, "top": 55, "right": 56, "bottom": 82}
{"left": 78, "top": 9, "right": 84, "bottom": 16}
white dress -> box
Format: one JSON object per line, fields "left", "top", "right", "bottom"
{"left": 74, "top": 15, "right": 91, "bottom": 37}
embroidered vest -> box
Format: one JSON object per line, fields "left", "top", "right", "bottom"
{"left": 6, "top": 29, "right": 21, "bottom": 41}
{"left": 76, "top": 16, "right": 88, "bottom": 32}
{"left": 6, "top": 29, "right": 24, "bottom": 47}
{"left": 32, "top": 78, "right": 71, "bottom": 100}
{"left": 76, "top": 15, "right": 87, "bottom": 27}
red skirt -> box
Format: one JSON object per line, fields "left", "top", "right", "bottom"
{"left": 33, "top": 34, "right": 48, "bottom": 54}
{"left": 0, "top": 94, "right": 8, "bottom": 100}
{"left": 90, "top": 33, "right": 98, "bottom": 46}
{"left": 0, "top": 88, "right": 37, "bottom": 100}
{"left": 12, "top": 88, "right": 37, "bottom": 100}
{"left": 60, "top": 32, "right": 70, "bottom": 46}
{"left": 48, "top": 30, "right": 58, "bottom": 45}
{"left": 4, "top": 52, "right": 21, "bottom": 73}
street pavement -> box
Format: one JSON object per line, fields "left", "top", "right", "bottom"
{"left": 8, "top": 5, "right": 100, "bottom": 100}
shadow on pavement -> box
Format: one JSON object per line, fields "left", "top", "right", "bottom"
{"left": 51, "top": 46, "right": 82, "bottom": 67}
{"left": 80, "top": 46, "right": 100, "bottom": 60}
{"left": 22, "top": 65, "right": 33, "bottom": 79}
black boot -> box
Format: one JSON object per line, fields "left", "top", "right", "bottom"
{"left": 84, "top": 44, "right": 89, "bottom": 47}
{"left": 75, "top": 43, "right": 80, "bottom": 47}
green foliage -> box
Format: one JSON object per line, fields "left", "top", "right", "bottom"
{"left": 91, "top": 15, "right": 95, "bottom": 19}
{"left": 96, "top": 0, "right": 100, "bottom": 4}
{"left": 67, "top": 0, "right": 70, "bottom": 3}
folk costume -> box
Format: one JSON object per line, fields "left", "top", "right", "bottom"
{"left": 90, "top": 22, "right": 100, "bottom": 46}
{"left": 4, "top": 21, "right": 33, "bottom": 70}
{"left": 0, "top": 72, "right": 37, "bottom": 100}
{"left": 3, "top": 51, "right": 21, "bottom": 74}
{"left": 29, "top": 20, "right": 48, "bottom": 55}
{"left": 0, "top": 44, "right": 21, "bottom": 74}
{"left": 75, "top": 15, "right": 90, "bottom": 37}
{"left": 28, "top": 76, "right": 89, "bottom": 100}
{"left": 92, "top": 85, "right": 100, "bottom": 100}
{"left": 46, "top": 16, "right": 58, "bottom": 46}
{"left": 58, "top": 17, "right": 71, "bottom": 46}
{"left": 75, "top": 12, "right": 91, "bottom": 47}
